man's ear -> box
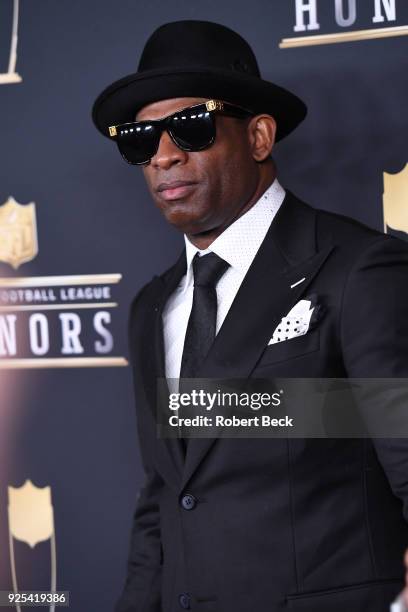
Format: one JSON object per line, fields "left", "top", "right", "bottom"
{"left": 248, "top": 114, "right": 277, "bottom": 162}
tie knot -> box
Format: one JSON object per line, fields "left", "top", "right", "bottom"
{"left": 192, "top": 252, "right": 229, "bottom": 288}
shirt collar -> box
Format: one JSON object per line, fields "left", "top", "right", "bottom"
{"left": 182, "top": 178, "right": 286, "bottom": 291}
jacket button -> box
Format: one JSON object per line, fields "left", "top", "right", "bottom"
{"left": 180, "top": 493, "right": 197, "bottom": 510}
{"left": 179, "top": 592, "right": 191, "bottom": 609}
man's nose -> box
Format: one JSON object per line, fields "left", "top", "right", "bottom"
{"left": 150, "top": 130, "right": 188, "bottom": 170}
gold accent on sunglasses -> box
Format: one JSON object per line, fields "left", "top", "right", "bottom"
{"left": 205, "top": 100, "right": 224, "bottom": 112}
{"left": 109, "top": 100, "right": 227, "bottom": 138}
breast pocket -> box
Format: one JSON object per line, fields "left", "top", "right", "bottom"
{"left": 255, "top": 328, "right": 320, "bottom": 369}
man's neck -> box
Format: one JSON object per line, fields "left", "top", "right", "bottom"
{"left": 186, "top": 165, "right": 276, "bottom": 250}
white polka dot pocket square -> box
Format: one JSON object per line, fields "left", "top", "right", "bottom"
{"left": 268, "top": 293, "right": 324, "bottom": 345}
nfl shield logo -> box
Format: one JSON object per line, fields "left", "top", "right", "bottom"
{"left": 8, "top": 480, "right": 54, "bottom": 548}
{"left": 0, "top": 196, "right": 38, "bottom": 268}
{"left": 383, "top": 164, "right": 408, "bottom": 241}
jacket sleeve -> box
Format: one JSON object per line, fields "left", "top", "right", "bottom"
{"left": 341, "top": 234, "right": 408, "bottom": 520}
{"left": 115, "top": 286, "right": 163, "bottom": 612}
{"left": 114, "top": 469, "right": 163, "bottom": 612}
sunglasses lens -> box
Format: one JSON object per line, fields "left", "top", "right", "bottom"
{"left": 170, "top": 111, "right": 215, "bottom": 151}
{"left": 113, "top": 106, "right": 217, "bottom": 164}
{"left": 116, "top": 123, "right": 159, "bottom": 165}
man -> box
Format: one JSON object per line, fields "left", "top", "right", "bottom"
{"left": 92, "top": 20, "right": 408, "bottom": 612}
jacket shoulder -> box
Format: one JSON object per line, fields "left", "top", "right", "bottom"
{"left": 288, "top": 192, "right": 408, "bottom": 263}
{"left": 312, "top": 202, "right": 383, "bottom": 245}
{"left": 128, "top": 252, "right": 184, "bottom": 318}
{"left": 129, "top": 276, "right": 157, "bottom": 316}
{"left": 322, "top": 205, "right": 408, "bottom": 256}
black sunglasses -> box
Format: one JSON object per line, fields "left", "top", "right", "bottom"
{"left": 108, "top": 99, "right": 253, "bottom": 165}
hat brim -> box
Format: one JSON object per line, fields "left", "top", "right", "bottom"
{"left": 92, "top": 67, "right": 307, "bottom": 142}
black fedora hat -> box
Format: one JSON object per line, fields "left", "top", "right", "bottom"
{"left": 92, "top": 20, "right": 307, "bottom": 142}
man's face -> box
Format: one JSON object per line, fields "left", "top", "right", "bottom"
{"left": 136, "top": 97, "right": 263, "bottom": 238}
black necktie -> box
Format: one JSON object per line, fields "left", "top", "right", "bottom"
{"left": 179, "top": 252, "right": 229, "bottom": 447}
{"left": 180, "top": 252, "right": 230, "bottom": 378}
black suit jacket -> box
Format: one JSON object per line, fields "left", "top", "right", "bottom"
{"left": 115, "top": 191, "right": 408, "bottom": 612}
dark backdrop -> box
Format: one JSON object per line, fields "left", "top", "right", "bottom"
{"left": 0, "top": 1, "right": 406, "bottom": 610}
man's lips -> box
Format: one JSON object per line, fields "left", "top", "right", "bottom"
{"left": 156, "top": 180, "right": 197, "bottom": 201}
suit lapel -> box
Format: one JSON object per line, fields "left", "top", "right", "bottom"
{"left": 181, "top": 191, "right": 335, "bottom": 489}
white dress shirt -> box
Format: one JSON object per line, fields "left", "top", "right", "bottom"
{"left": 163, "top": 178, "right": 286, "bottom": 380}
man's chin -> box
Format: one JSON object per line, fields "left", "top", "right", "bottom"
{"left": 162, "top": 208, "right": 212, "bottom": 235}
